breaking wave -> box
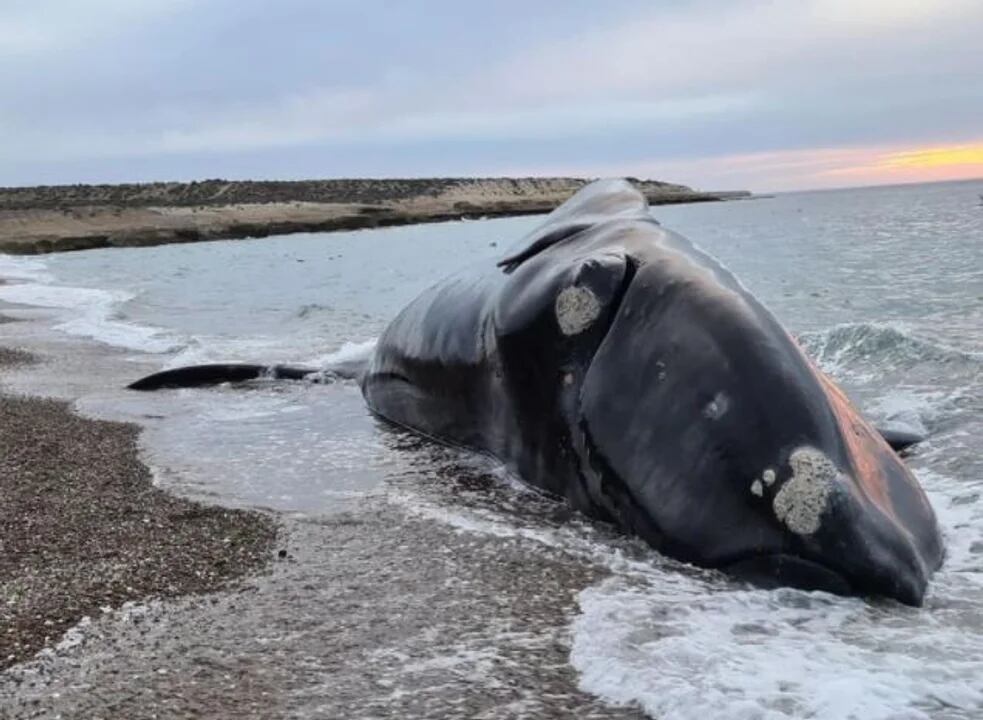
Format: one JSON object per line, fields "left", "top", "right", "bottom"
{"left": 799, "top": 322, "right": 980, "bottom": 378}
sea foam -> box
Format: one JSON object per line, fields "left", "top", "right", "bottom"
{"left": 0, "top": 280, "right": 179, "bottom": 353}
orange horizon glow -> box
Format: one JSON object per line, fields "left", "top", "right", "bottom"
{"left": 504, "top": 140, "right": 983, "bottom": 193}
{"left": 804, "top": 141, "right": 983, "bottom": 188}
{"left": 881, "top": 143, "right": 983, "bottom": 170}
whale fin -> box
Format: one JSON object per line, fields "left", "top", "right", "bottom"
{"left": 876, "top": 425, "right": 925, "bottom": 454}
{"left": 497, "top": 179, "right": 654, "bottom": 273}
{"left": 127, "top": 362, "right": 360, "bottom": 391}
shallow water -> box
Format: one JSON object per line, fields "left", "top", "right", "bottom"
{"left": 1, "top": 179, "right": 981, "bottom": 719}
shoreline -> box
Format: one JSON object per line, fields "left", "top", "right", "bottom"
{"left": 0, "top": 306, "right": 639, "bottom": 719}
{"left": 0, "top": 176, "right": 750, "bottom": 255}
{"left": 0, "top": 345, "right": 279, "bottom": 670}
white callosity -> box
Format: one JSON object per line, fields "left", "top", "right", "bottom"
{"left": 749, "top": 468, "right": 775, "bottom": 498}
{"left": 703, "top": 391, "right": 730, "bottom": 420}
{"left": 555, "top": 285, "right": 601, "bottom": 335}
{"left": 772, "top": 447, "right": 839, "bottom": 535}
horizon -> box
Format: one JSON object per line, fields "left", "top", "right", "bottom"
{"left": 2, "top": 1, "right": 981, "bottom": 192}
{"left": 3, "top": 174, "right": 981, "bottom": 198}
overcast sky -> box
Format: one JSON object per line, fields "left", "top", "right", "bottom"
{"left": 2, "top": 0, "right": 981, "bottom": 191}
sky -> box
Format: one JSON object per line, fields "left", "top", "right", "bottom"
{"left": 2, "top": 0, "right": 981, "bottom": 192}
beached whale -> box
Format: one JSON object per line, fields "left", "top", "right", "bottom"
{"left": 129, "top": 179, "right": 944, "bottom": 605}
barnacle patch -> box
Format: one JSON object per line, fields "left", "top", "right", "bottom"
{"left": 773, "top": 447, "right": 840, "bottom": 535}
{"left": 555, "top": 285, "right": 601, "bottom": 335}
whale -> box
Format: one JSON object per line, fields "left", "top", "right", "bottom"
{"left": 129, "top": 179, "right": 944, "bottom": 605}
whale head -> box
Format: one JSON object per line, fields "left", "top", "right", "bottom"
{"left": 494, "top": 180, "right": 944, "bottom": 605}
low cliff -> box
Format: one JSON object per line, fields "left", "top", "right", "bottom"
{"left": 0, "top": 177, "right": 749, "bottom": 255}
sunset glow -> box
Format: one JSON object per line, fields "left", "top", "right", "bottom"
{"left": 882, "top": 144, "right": 983, "bottom": 169}
{"left": 810, "top": 141, "right": 983, "bottom": 187}
{"left": 533, "top": 140, "right": 983, "bottom": 193}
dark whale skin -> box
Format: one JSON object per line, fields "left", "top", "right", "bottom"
{"left": 362, "top": 180, "right": 944, "bottom": 605}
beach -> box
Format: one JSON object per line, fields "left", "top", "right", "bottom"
{"left": 0, "top": 311, "right": 644, "bottom": 719}
{"left": 0, "top": 179, "right": 980, "bottom": 718}
{"left": 0, "top": 177, "right": 747, "bottom": 255}
{"left": 0, "top": 344, "right": 278, "bottom": 673}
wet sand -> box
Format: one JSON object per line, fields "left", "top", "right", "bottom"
{"left": 0, "top": 321, "right": 644, "bottom": 718}
{"left": 0, "top": 348, "right": 278, "bottom": 671}
{"left": 1, "top": 503, "right": 650, "bottom": 719}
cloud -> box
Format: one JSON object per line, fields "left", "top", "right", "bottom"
{"left": 0, "top": 0, "right": 194, "bottom": 59}
{"left": 4, "top": 89, "right": 752, "bottom": 166}
{"left": 154, "top": 92, "right": 756, "bottom": 155}
{"left": 487, "top": 0, "right": 982, "bottom": 105}
{"left": 502, "top": 140, "right": 983, "bottom": 192}
{"left": 1, "top": 0, "right": 981, "bottom": 188}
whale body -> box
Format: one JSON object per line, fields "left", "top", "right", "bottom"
{"left": 131, "top": 180, "right": 944, "bottom": 605}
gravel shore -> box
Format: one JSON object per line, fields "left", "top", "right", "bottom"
{"left": 0, "top": 348, "right": 278, "bottom": 670}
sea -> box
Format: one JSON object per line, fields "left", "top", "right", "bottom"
{"left": 1, "top": 178, "right": 981, "bottom": 719}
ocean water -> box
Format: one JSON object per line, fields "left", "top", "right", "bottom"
{"left": 1, "top": 179, "right": 981, "bottom": 719}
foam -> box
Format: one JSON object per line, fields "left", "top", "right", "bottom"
{"left": 392, "top": 458, "right": 978, "bottom": 718}
{"left": 866, "top": 388, "right": 947, "bottom": 437}
{"left": 391, "top": 462, "right": 983, "bottom": 718}
{"left": 572, "top": 576, "right": 983, "bottom": 720}
{"left": 800, "top": 322, "right": 981, "bottom": 379}
{"left": 387, "top": 488, "right": 565, "bottom": 547}
{"left": 0, "top": 281, "right": 179, "bottom": 353}
{"left": 308, "top": 338, "right": 378, "bottom": 367}
{"left": 161, "top": 337, "right": 378, "bottom": 372}
{"left": 36, "top": 601, "right": 159, "bottom": 661}
{"left": 164, "top": 337, "right": 297, "bottom": 369}
{"left": 569, "top": 460, "right": 983, "bottom": 720}
{"left": 0, "top": 255, "right": 53, "bottom": 282}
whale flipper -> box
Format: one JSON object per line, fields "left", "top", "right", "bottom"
{"left": 876, "top": 426, "right": 925, "bottom": 453}
{"left": 128, "top": 360, "right": 367, "bottom": 391}
{"left": 128, "top": 363, "right": 318, "bottom": 390}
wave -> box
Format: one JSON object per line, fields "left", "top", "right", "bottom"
{"left": 799, "top": 322, "right": 980, "bottom": 377}
{"left": 385, "top": 448, "right": 983, "bottom": 720}
{"left": 0, "top": 281, "right": 181, "bottom": 353}
{"left": 798, "top": 322, "right": 981, "bottom": 438}
{"left": 306, "top": 338, "right": 377, "bottom": 368}
{"left": 0, "top": 255, "right": 53, "bottom": 283}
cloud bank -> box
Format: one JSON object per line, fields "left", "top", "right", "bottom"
{"left": 2, "top": 0, "right": 981, "bottom": 190}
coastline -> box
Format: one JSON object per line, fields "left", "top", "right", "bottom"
{"left": 0, "top": 345, "right": 278, "bottom": 670}
{"left": 0, "top": 309, "right": 639, "bottom": 719}
{"left": 0, "top": 176, "right": 750, "bottom": 255}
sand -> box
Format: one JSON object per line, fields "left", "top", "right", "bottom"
{"left": 0, "top": 348, "right": 278, "bottom": 670}
{"left": 0, "top": 327, "right": 645, "bottom": 718}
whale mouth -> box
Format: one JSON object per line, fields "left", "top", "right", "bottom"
{"left": 722, "top": 553, "right": 854, "bottom": 598}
